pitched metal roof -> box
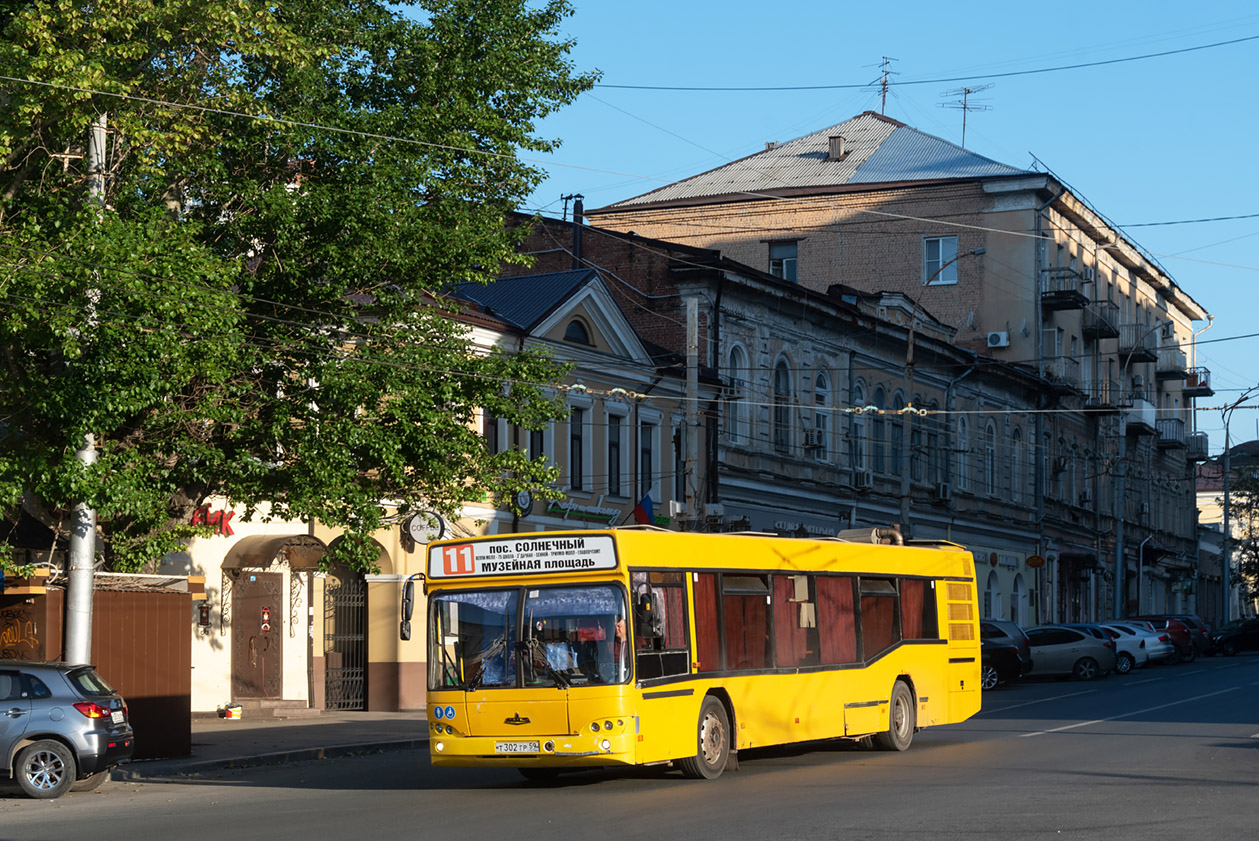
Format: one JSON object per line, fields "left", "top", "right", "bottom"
{"left": 602, "top": 112, "right": 1029, "bottom": 208}
{"left": 455, "top": 269, "right": 597, "bottom": 331}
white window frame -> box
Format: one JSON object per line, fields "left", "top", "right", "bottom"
{"left": 924, "top": 235, "right": 959, "bottom": 286}
{"left": 813, "top": 370, "right": 831, "bottom": 461}
{"left": 727, "top": 345, "right": 750, "bottom": 445}
{"left": 769, "top": 241, "right": 798, "bottom": 283}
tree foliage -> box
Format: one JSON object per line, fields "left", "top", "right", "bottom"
{"left": 1225, "top": 465, "right": 1259, "bottom": 605}
{"left": 0, "top": 0, "right": 595, "bottom": 571}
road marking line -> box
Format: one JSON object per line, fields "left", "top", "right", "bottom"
{"left": 1127, "top": 678, "right": 1161, "bottom": 685}
{"left": 979, "top": 690, "right": 1095, "bottom": 714}
{"left": 1020, "top": 687, "right": 1239, "bottom": 737}
{"left": 1179, "top": 669, "right": 1205, "bottom": 676}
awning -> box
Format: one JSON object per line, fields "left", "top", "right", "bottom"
{"left": 222, "top": 534, "right": 328, "bottom": 571}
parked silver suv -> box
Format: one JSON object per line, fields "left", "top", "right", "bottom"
{"left": 1, "top": 662, "right": 134, "bottom": 799}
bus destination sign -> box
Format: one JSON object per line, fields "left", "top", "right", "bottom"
{"left": 427, "top": 534, "right": 618, "bottom": 579}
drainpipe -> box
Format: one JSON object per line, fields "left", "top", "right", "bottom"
{"left": 571, "top": 196, "right": 584, "bottom": 270}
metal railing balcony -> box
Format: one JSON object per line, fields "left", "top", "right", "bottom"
{"left": 1082, "top": 300, "right": 1120, "bottom": 339}
{"left": 1118, "top": 323, "right": 1158, "bottom": 363}
{"left": 1187, "top": 431, "right": 1210, "bottom": 461}
{"left": 1039, "top": 267, "right": 1089, "bottom": 312}
{"left": 1156, "top": 417, "right": 1186, "bottom": 449}
{"left": 1156, "top": 345, "right": 1188, "bottom": 380}
{"left": 1184, "top": 366, "right": 1214, "bottom": 398}
{"left": 1043, "top": 356, "right": 1082, "bottom": 394}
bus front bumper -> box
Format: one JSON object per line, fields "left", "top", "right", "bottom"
{"left": 429, "top": 730, "right": 636, "bottom": 768}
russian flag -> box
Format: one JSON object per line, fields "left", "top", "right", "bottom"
{"left": 631, "top": 493, "right": 654, "bottom": 525}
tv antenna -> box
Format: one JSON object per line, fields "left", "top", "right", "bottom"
{"left": 939, "top": 84, "right": 993, "bottom": 149}
{"left": 869, "top": 57, "right": 899, "bottom": 115}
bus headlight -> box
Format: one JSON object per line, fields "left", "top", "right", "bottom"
{"left": 600, "top": 739, "right": 611, "bottom": 751}
{"left": 435, "top": 742, "right": 445, "bottom": 752}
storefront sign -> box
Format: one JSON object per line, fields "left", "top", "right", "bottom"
{"left": 1026, "top": 555, "right": 1045, "bottom": 569}
{"left": 773, "top": 521, "right": 838, "bottom": 537}
{"left": 191, "top": 506, "right": 235, "bottom": 537}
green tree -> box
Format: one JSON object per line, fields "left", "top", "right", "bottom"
{"left": 0, "top": 0, "right": 595, "bottom": 572}
{"left": 1226, "top": 464, "right": 1259, "bottom": 607}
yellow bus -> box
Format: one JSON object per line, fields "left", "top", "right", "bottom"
{"left": 401, "top": 526, "right": 980, "bottom": 780}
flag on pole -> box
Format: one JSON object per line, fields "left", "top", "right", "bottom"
{"left": 631, "top": 493, "right": 654, "bottom": 525}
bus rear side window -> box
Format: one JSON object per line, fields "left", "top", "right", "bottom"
{"left": 817, "top": 576, "right": 858, "bottom": 664}
{"left": 773, "top": 574, "right": 820, "bottom": 668}
{"left": 723, "top": 575, "right": 770, "bottom": 670}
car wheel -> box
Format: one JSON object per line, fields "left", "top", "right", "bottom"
{"left": 872, "top": 681, "right": 916, "bottom": 751}
{"left": 1181, "top": 645, "right": 1197, "bottom": 663}
{"left": 981, "top": 663, "right": 1000, "bottom": 690}
{"left": 1222, "top": 641, "right": 1238, "bottom": 656}
{"left": 678, "top": 696, "right": 730, "bottom": 779}
{"left": 1073, "top": 657, "right": 1099, "bottom": 681}
{"left": 72, "top": 770, "right": 110, "bottom": 792}
{"left": 1114, "top": 652, "right": 1135, "bottom": 674}
{"left": 15, "top": 740, "right": 77, "bottom": 800}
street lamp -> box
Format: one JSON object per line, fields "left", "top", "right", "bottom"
{"left": 900, "top": 247, "right": 985, "bottom": 534}
{"left": 1220, "top": 384, "right": 1259, "bottom": 624}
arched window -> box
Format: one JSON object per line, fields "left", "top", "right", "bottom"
{"left": 1012, "top": 574, "right": 1025, "bottom": 625}
{"left": 813, "top": 370, "right": 831, "bottom": 460}
{"left": 984, "top": 420, "right": 997, "bottom": 495}
{"left": 773, "top": 360, "right": 791, "bottom": 453}
{"left": 956, "top": 415, "right": 969, "bottom": 491}
{"left": 985, "top": 570, "right": 1002, "bottom": 619}
{"left": 563, "top": 319, "right": 591, "bottom": 345}
{"left": 727, "top": 346, "right": 749, "bottom": 445}
{"left": 872, "top": 387, "right": 886, "bottom": 474}
{"left": 852, "top": 384, "right": 866, "bottom": 470}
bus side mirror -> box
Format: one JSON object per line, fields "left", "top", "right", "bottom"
{"left": 400, "top": 580, "right": 415, "bottom": 641}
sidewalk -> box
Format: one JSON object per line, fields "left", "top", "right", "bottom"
{"left": 117, "top": 710, "right": 430, "bottom": 780}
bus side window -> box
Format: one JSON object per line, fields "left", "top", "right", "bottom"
{"left": 631, "top": 570, "right": 690, "bottom": 680}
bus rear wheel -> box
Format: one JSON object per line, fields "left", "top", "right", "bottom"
{"left": 872, "top": 681, "right": 915, "bottom": 752}
{"left": 679, "top": 696, "right": 730, "bottom": 779}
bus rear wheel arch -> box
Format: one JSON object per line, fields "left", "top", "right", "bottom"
{"left": 679, "top": 695, "right": 731, "bottom": 779}
{"left": 872, "top": 680, "right": 916, "bottom": 751}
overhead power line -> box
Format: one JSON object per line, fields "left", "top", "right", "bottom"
{"left": 593, "top": 34, "right": 1259, "bottom": 91}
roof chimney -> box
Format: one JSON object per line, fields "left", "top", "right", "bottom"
{"left": 828, "top": 136, "right": 846, "bottom": 161}
{"left": 571, "top": 195, "right": 584, "bottom": 270}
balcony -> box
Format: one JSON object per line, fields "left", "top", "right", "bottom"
{"left": 1040, "top": 267, "right": 1089, "bottom": 313}
{"left": 1083, "top": 378, "right": 1121, "bottom": 414}
{"left": 1081, "top": 300, "right": 1120, "bottom": 339}
{"left": 1187, "top": 431, "right": 1210, "bottom": 461}
{"left": 1156, "top": 417, "right": 1186, "bottom": 449}
{"left": 1124, "top": 398, "right": 1157, "bottom": 436}
{"left": 1118, "top": 323, "right": 1158, "bottom": 364}
{"left": 1156, "top": 345, "right": 1188, "bottom": 381}
{"left": 1043, "top": 356, "right": 1082, "bottom": 395}
{"left": 1183, "top": 366, "right": 1214, "bottom": 398}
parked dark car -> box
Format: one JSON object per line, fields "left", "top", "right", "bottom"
{"left": 1025, "top": 625, "right": 1116, "bottom": 680}
{"left": 981, "top": 640, "right": 1028, "bottom": 689}
{"left": 979, "top": 619, "right": 1034, "bottom": 675}
{"left": 1, "top": 662, "right": 134, "bottom": 799}
{"left": 1128, "top": 616, "right": 1196, "bottom": 663}
{"left": 1212, "top": 617, "right": 1259, "bottom": 656}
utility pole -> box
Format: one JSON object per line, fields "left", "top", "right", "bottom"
{"left": 685, "top": 297, "right": 699, "bottom": 531}
{"left": 65, "top": 114, "right": 106, "bottom": 665}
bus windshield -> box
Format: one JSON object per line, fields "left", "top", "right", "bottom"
{"left": 430, "top": 584, "right": 629, "bottom": 690}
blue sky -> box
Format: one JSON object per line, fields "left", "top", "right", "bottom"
{"left": 521, "top": 1, "right": 1259, "bottom": 453}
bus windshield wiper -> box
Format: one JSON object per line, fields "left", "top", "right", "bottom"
{"left": 467, "top": 635, "right": 508, "bottom": 690}
{"left": 522, "top": 639, "right": 570, "bottom": 689}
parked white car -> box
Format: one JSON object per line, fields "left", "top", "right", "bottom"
{"left": 1104, "top": 622, "right": 1176, "bottom": 663}
{"left": 1063, "top": 623, "right": 1147, "bottom": 674}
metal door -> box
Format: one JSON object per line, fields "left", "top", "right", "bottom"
{"left": 324, "top": 565, "right": 366, "bottom": 710}
{"left": 231, "top": 572, "right": 284, "bottom": 699}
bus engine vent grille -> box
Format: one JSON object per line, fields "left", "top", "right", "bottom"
{"left": 947, "top": 603, "right": 973, "bottom": 621}
{"left": 946, "top": 583, "right": 972, "bottom": 602}
{"left": 948, "top": 623, "right": 975, "bottom": 641}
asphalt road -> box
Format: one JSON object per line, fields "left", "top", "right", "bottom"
{"left": 3, "top": 654, "right": 1257, "bottom": 841}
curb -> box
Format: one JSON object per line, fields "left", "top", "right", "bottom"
{"left": 114, "top": 737, "right": 430, "bottom": 780}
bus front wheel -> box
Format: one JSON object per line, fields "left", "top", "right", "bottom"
{"left": 679, "top": 696, "right": 730, "bottom": 779}
{"left": 872, "top": 680, "right": 915, "bottom": 752}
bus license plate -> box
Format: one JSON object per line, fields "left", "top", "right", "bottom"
{"left": 495, "top": 741, "right": 539, "bottom": 754}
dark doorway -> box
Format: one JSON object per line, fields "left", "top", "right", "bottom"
{"left": 324, "top": 565, "right": 367, "bottom": 710}
{"left": 231, "top": 571, "right": 284, "bottom": 699}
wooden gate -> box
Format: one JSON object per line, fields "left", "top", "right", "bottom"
{"left": 231, "top": 572, "right": 283, "bottom": 699}
{"left": 323, "top": 565, "right": 366, "bottom": 710}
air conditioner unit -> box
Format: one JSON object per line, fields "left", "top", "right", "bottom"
{"left": 853, "top": 470, "right": 873, "bottom": 489}
{"left": 1139, "top": 503, "right": 1150, "bottom": 515}
{"left": 1081, "top": 266, "right": 1095, "bottom": 282}
{"left": 1080, "top": 488, "right": 1093, "bottom": 504}
{"left": 1131, "top": 374, "right": 1144, "bottom": 389}
{"left": 668, "top": 500, "right": 687, "bottom": 518}
{"left": 703, "top": 503, "right": 725, "bottom": 523}
{"left": 802, "top": 428, "right": 825, "bottom": 450}
{"left": 935, "top": 482, "right": 952, "bottom": 502}
{"left": 986, "top": 331, "right": 1010, "bottom": 349}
